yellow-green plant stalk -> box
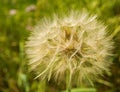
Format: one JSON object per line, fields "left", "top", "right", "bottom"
{"left": 25, "top": 11, "right": 113, "bottom": 91}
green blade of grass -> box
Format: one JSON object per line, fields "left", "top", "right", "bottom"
{"left": 62, "top": 88, "right": 97, "bottom": 92}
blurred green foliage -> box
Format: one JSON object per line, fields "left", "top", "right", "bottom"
{"left": 0, "top": 0, "right": 120, "bottom": 92}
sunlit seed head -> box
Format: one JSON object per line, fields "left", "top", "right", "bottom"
{"left": 25, "top": 11, "right": 114, "bottom": 86}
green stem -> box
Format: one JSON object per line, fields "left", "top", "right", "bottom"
{"left": 67, "top": 71, "right": 72, "bottom": 92}
{"left": 67, "top": 83, "right": 71, "bottom": 92}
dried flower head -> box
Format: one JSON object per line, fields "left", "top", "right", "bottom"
{"left": 25, "top": 11, "right": 113, "bottom": 85}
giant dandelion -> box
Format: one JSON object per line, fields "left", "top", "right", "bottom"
{"left": 25, "top": 11, "right": 113, "bottom": 91}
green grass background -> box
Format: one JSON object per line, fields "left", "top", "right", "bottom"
{"left": 0, "top": 0, "right": 120, "bottom": 92}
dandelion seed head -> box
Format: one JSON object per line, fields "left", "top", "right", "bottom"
{"left": 25, "top": 11, "right": 113, "bottom": 85}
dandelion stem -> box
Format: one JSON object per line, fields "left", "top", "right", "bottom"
{"left": 67, "top": 71, "right": 72, "bottom": 92}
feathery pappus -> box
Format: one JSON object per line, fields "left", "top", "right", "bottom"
{"left": 25, "top": 11, "right": 114, "bottom": 86}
